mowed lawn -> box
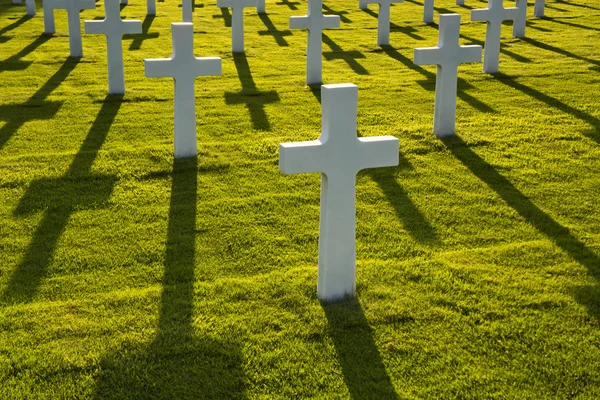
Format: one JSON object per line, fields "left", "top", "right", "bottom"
{"left": 1, "top": 0, "right": 599, "bottom": 397}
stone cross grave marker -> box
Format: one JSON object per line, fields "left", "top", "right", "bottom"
{"left": 217, "top": 0, "right": 258, "bottom": 53}
{"left": 414, "top": 14, "right": 482, "bottom": 137}
{"left": 424, "top": 0, "right": 433, "bottom": 23}
{"left": 145, "top": 23, "right": 222, "bottom": 158}
{"left": 364, "top": 0, "right": 403, "bottom": 46}
{"left": 290, "top": 0, "right": 340, "bottom": 85}
{"left": 471, "top": 0, "right": 518, "bottom": 73}
{"left": 257, "top": 0, "right": 265, "bottom": 13}
{"left": 513, "top": 0, "right": 526, "bottom": 38}
{"left": 84, "top": 0, "right": 142, "bottom": 94}
{"left": 43, "top": 0, "right": 96, "bottom": 57}
{"left": 279, "top": 84, "right": 399, "bottom": 301}
{"left": 182, "top": 0, "right": 193, "bottom": 22}
{"left": 534, "top": 0, "right": 545, "bottom": 17}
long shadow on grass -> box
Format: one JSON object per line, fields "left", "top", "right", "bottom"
{"left": 443, "top": 136, "right": 600, "bottom": 318}
{"left": 521, "top": 36, "right": 600, "bottom": 67}
{"left": 1, "top": 95, "right": 121, "bottom": 304}
{"left": 555, "top": 0, "right": 600, "bottom": 11}
{"left": 323, "top": 299, "right": 399, "bottom": 399}
{"left": 380, "top": 46, "right": 494, "bottom": 113}
{"left": 322, "top": 4, "right": 351, "bottom": 23}
{"left": 0, "top": 14, "right": 31, "bottom": 41}
{"left": 0, "top": 58, "right": 78, "bottom": 151}
{"left": 361, "top": 6, "right": 425, "bottom": 40}
{"left": 127, "top": 14, "right": 158, "bottom": 50}
{"left": 276, "top": 0, "right": 299, "bottom": 10}
{"left": 214, "top": 7, "right": 232, "bottom": 27}
{"left": 541, "top": 16, "right": 600, "bottom": 32}
{"left": 258, "top": 14, "right": 292, "bottom": 46}
{"left": 94, "top": 158, "right": 247, "bottom": 399}
{"left": 225, "top": 53, "right": 280, "bottom": 131}
{"left": 492, "top": 73, "right": 600, "bottom": 144}
{"left": 0, "top": 34, "right": 50, "bottom": 71}
{"left": 322, "top": 34, "right": 369, "bottom": 75}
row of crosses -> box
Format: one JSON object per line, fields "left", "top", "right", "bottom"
{"left": 4, "top": 0, "right": 549, "bottom": 301}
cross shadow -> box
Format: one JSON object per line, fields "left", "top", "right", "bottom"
{"left": 360, "top": 8, "right": 424, "bottom": 40}
{"left": 541, "top": 16, "right": 600, "bottom": 32}
{"left": 93, "top": 157, "right": 248, "bottom": 398}
{"left": 322, "top": 34, "right": 369, "bottom": 75}
{"left": 322, "top": 4, "right": 351, "bottom": 23}
{"left": 492, "top": 72, "right": 599, "bottom": 144}
{"left": 214, "top": 7, "right": 232, "bottom": 27}
{"left": 544, "top": 3, "right": 568, "bottom": 12}
{"left": 276, "top": 0, "right": 299, "bottom": 9}
{"left": 442, "top": 135, "right": 600, "bottom": 321}
{"left": 127, "top": 14, "right": 158, "bottom": 50}
{"left": 1, "top": 95, "right": 122, "bottom": 305}
{"left": 258, "top": 14, "right": 292, "bottom": 46}
{"left": 225, "top": 54, "right": 280, "bottom": 131}
{"left": 0, "top": 14, "right": 32, "bottom": 41}
{"left": 403, "top": 0, "right": 453, "bottom": 14}
{"left": 525, "top": 20, "right": 553, "bottom": 33}
{"left": 0, "top": 58, "right": 79, "bottom": 151}
{"left": 178, "top": 1, "right": 204, "bottom": 8}
{"left": 322, "top": 299, "right": 400, "bottom": 399}
{"left": 460, "top": 31, "right": 532, "bottom": 64}
{"left": 0, "top": 34, "right": 51, "bottom": 72}
{"left": 555, "top": 0, "right": 600, "bottom": 11}
{"left": 381, "top": 46, "right": 494, "bottom": 114}
{"left": 521, "top": 36, "right": 600, "bottom": 68}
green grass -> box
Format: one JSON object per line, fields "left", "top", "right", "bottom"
{"left": 1, "top": 0, "right": 599, "bottom": 397}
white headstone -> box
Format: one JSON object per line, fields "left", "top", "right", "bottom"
{"left": 182, "top": 0, "right": 193, "bottom": 22}
{"left": 534, "top": 0, "right": 544, "bottom": 17}
{"left": 456, "top": 0, "right": 464, "bottom": 5}
{"left": 144, "top": 23, "right": 222, "bottom": 158}
{"left": 84, "top": 0, "right": 142, "bottom": 94}
{"left": 414, "top": 14, "right": 482, "bottom": 137}
{"left": 147, "top": 0, "right": 156, "bottom": 15}
{"left": 290, "top": 0, "right": 340, "bottom": 85}
{"left": 217, "top": 0, "right": 257, "bottom": 53}
{"left": 25, "top": 0, "right": 36, "bottom": 16}
{"left": 43, "top": 0, "right": 95, "bottom": 57}
{"left": 423, "top": 0, "right": 433, "bottom": 23}
{"left": 257, "top": 0, "right": 265, "bottom": 13}
{"left": 364, "top": 0, "right": 403, "bottom": 46}
{"left": 471, "top": 0, "right": 517, "bottom": 74}
{"left": 513, "top": 0, "right": 526, "bottom": 38}
{"left": 279, "top": 84, "right": 399, "bottom": 301}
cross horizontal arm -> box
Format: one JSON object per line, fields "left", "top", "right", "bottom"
{"left": 144, "top": 59, "right": 174, "bottom": 78}
{"left": 357, "top": 136, "right": 399, "bottom": 171}
{"left": 195, "top": 57, "right": 222, "bottom": 76}
{"left": 279, "top": 140, "right": 324, "bottom": 175}
{"left": 470, "top": 9, "right": 489, "bottom": 21}
{"left": 289, "top": 15, "right": 309, "bottom": 29}
{"left": 414, "top": 47, "right": 442, "bottom": 66}
{"left": 322, "top": 15, "right": 341, "bottom": 29}
{"left": 84, "top": 20, "right": 107, "bottom": 35}
{"left": 460, "top": 45, "right": 483, "bottom": 63}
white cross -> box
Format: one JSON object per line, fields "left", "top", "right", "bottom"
{"left": 471, "top": 0, "right": 518, "bottom": 74}
{"left": 84, "top": 0, "right": 141, "bottom": 94}
{"left": 359, "top": 0, "right": 367, "bottom": 10}
{"left": 364, "top": 0, "right": 403, "bottom": 46}
{"left": 423, "top": 0, "right": 433, "bottom": 23}
{"left": 217, "top": 0, "right": 257, "bottom": 53}
{"left": 456, "top": 0, "right": 464, "bottom": 5}
{"left": 513, "top": 0, "right": 526, "bottom": 38}
{"left": 24, "top": 0, "right": 36, "bottom": 16}
{"left": 534, "top": 0, "right": 545, "bottom": 17}
{"left": 279, "top": 84, "right": 399, "bottom": 301}
{"left": 43, "top": 0, "right": 96, "bottom": 57}
{"left": 182, "top": 0, "right": 193, "bottom": 22}
{"left": 290, "top": 0, "right": 340, "bottom": 85}
{"left": 257, "top": 0, "right": 265, "bottom": 13}
{"left": 414, "top": 14, "right": 482, "bottom": 137}
{"left": 144, "top": 23, "right": 222, "bottom": 158}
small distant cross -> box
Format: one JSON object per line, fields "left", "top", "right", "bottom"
{"left": 182, "top": 0, "right": 193, "bottom": 22}
{"left": 145, "top": 23, "right": 222, "bottom": 158}
{"left": 279, "top": 84, "right": 399, "bottom": 301}
{"left": 290, "top": 0, "right": 340, "bottom": 85}
{"left": 84, "top": 0, "right": 142, "bottom": 94}
{"left": 534, "top": 0, "right": 545, "bottom": 17}
{"left": 513, "top": 0, "right": 527, "bottom": 38}
{"left": 423, "top": 0, "right": 433, "bottom": 23}
{"left": 471, "top": 0, "right": 518, "bottom": 73}
{"left": 217, "top": 0, "right": 257, "bottom": 53}
{"left": 43, "top": 0, "right": 96, "bottom": 57}
{"left": 363, "top": 0, "right": 402, "bottom": 46}
{"left": 414, "top": 14, "right": 482, "bottom": 137}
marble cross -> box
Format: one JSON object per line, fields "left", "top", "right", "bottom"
{"left": 145, "top": 23, "right": 222, "bottom": 158}
{"left": 456, "top": 0, "right": 464, "bottom": 5}
{"left": 147, "top": 0, "right": 156, "bottom": 15}
{"left": 364, "top": 0, "right": 403, "bottom": 46}
{"left": 513, "top": 0, "right": 526, "bottom": 38}
{"left": 217, "top": 0, "right": 258, "bottom": 53}
{"left": 279, "top": 84, "right": 399, "bottom": 301}
{"left": 24, "top": 0, "right": 36, "bottom": 16}
{"left": 84, "top": 0, "right": 142, "bottom": 94}
{"left": 534, "top": 0, "right": 545, "bottom": 17}
{"left": 414, "top": 14, "right": 482, "bottom": 137}
{"left": 43, "top": 0, "right": 96, "bottom": 57}
{"left": 257, "top": 0, "right": 265, "bottom": 13}
{"left": 182, "top": 0, "right": 193, "bottom": 22}
{"left": 424, "top": 0, "right": 433, "bottom": 23}
{"left": 290, "top": 0, "right": 340, "bottom": 85}
{"left": 359, "top": 0, "right": 367, "bottom": 10}
{"left": 471, "top": 0, "right": 518, "bottom": 73}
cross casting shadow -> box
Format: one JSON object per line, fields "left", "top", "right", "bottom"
{"left": 555, "top": 0, "right": 600, "bottom": 11}
{"left": 322, "top": 4, "right": 351, "bottom": 23}
{"left": 541, "top": 16, "right": 600, "bottom": 32}
{"left": 0, "top": 58, "right": 79, "bottom": 151}
{"left": 460, "top": 31, "right": 532, "bottom": 64}
{"left": 380, "top": 46, "right": 494, "bottom": 114}
{"left": 524, "top": 20, "right": 553, "bottom": 33}
{"left": 224, "top": 54, "right": 280, "bottom": 131}
{"left": 322, "top": 34, "right": 369, "bottom": 75}
{"left": 0, "top": 34, "right": 51, "bottom": 72}
{"left": 521, "top": 36, "right": 600, "bottom": 68}
{"left": 276, "top": 0, "right": 299, "bottom": 9}
{"left": 492, "top": 72, "right": 599, "bottom": 144}
{"left": 127, "top": 14, "right": 158, "bottom": 50}
{"left": 442, "top": 135, "right": 600, "bottom": 321}
{"left": 1, "top": 95, "right": 122, "bottom": 305}
{"left": 94, "top": 157, "right": 247, "bottom": 398}
{"left": 543, "top": 3, "right": 568, "bottom": 12}
{"left": 214, "top": 7, "right": 232, "bottom": 27}
{"left": 360, "top": 8, "right": 425, "bottom": 40}
{"left": 322, "top": 299, "right": 399, "bottom": 399}
{"left": 258, "top": 14, "right": 292, "bottom": 46}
